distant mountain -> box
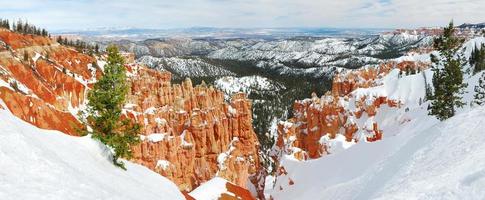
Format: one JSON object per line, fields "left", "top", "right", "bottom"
{"left": 57, "top": 27, "right": 389, "bottom": 41}
{"left": 127, "top": 30, "right": 434, "bottom": 142}
{"left": 458, "top": 23, "right": 485, "bottom": 29}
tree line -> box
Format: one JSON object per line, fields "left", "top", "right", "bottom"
{"left": 0, "top": 18, "right": 49, "bottom": 37}
{"left": 428, "top": 22, "right": 485, "bottom": 120}
{"left": 56, "top": 36, "right": 99, "bottom": 55}
{"left": 0, "top": 18, "right": 99, "bottom": 54}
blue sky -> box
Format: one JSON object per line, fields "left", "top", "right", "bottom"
{"left": 1, "top": 0, "right": 484, "bottom": 30}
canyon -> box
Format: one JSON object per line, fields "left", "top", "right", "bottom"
{"left": 0, "top": 28, "right": 261, "bottom": 198}
{"left": 1, "top": 23, "right": 485, "bottom": 200}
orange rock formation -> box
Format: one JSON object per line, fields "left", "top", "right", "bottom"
{"left": 274, "top": 61, "right": 429, "bottom": 160}
{"left": 0, "top": 29, "right": 261, "bottom": 195}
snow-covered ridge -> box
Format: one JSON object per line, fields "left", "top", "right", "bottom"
{"left": 270, "top": 106, "right": 485, "bottom": 200}
{"left": 138, "top": 55, "right": 235, "bottom": 79}
{"left": 208, "top": 32, "right": 432, "bottom": 67}
{"left": 214, "top": 75, "right": 285, "bottom": 99}
{"left": 128, "top": 31, "right": 435, "bottom": 83}
{"left": 267, "top": 36, "right": 485, "bottom": 200}
{"left": 0, "top": 105, "right": 184, "bottom": 200}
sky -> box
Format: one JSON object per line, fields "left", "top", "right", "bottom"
{"left": 1, "top": 0, "right": 484, "bottom": 31}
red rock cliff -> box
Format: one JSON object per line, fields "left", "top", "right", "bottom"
{"left": 274, "top": 60, "right": 430, "bottom": 161}
{"left": 125, "top": 64, "right": 260, "bottom": 191}
{"left": 0, "top": 29, "right": 260, "bottom": 194}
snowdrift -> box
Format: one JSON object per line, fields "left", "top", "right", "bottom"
{"left": 0, "top": 103, "right": 185, "bottom": 200}
{"left": 270, "top": 105, "right": 485, "bottom": 200}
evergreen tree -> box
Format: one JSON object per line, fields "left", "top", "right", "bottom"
{"left": 474, "top": 73, "right": 485, "bottom": 106}
{"left": 428, "top": 22, "right": 466, "bottom": 121}
{"left": 84, "top": 45, "right": 140, "bottom": 169}
{"left": 470, "top": 44, "right": 485, "bottom": 74}
{"left": 7, "top": 19, "right": 49, "bottom": 37}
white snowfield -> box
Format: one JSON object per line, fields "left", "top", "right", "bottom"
{"left": 269, "top": 37, "right": 485, "bottom": 200}
{"left": 271, "top": 106, "right": 485, "bottom": 200}
{"left": 0, "top": 106, "right": 184, "bottom": 200}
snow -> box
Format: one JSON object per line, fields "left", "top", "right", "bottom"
{"left": 154, "top": 117, "right": 167, "bottom": 125}
{"left": 140, "top": 133, "right": 170, "bottom": 143}
{"left": 270, "top": 106, "right": 485, "bottom": 200}
{"left": 351, "top": 68, "right": 429, "bottom": 106}
{"left": 208, "top": 32, "right": 431, "bottom": 75}
{"left": 144, "top": 107, "right": 157, "bottom": 114}
{"left": 138, "top": 56, "right": 235, "bottom": 78}
{"left": 227, "top": 105, "right": 237, "bottom": 115}
{"left": 0, "top": 106, "right": 184, "bottom": 200}
{"left": 217, "top": 137, "right": 239, "bottom": 170}
{"left": 189, "top": 177, "right": 233, "bottom": 200}
{"left": 214, "top": 75, "right": 285, "bottom": 100}
{"left": 32, "top": 52, "right": 42, "bottom": 63}
{"left": 319, "top": 134, "right": 355, "bottom": 154}
{"left": 180, "top": 130, "right": 193, "bottom": 148}
{"left": 156, "top": 160, "right": 171, "bottom": 170}
{"left": 0, "top": 78, "right": 13, "bottom": 91}
{"left": 269, "top": 36, "right": 485, "bottom": 200}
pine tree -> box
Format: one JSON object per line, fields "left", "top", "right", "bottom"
{"left": 428, "top": 21, "right": 466, "bottom": 121}
{"left": 474, "top": 73, "right": 485, "bottom": 106}
{"left": 84, "top": 45, "right": 140, "bottom": 170}
{"left": 470, "top": 44, "right": 485, "bottom": 74}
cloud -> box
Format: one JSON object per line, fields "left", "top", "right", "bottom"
{"left": 1, "top": 0, "right": 484, "bottom": 30}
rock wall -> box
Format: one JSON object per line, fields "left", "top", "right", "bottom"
{"left": 274, "top": 60, "right": 429, "bottom": 160}
{"left": 125, "top": 65, "right": 260, "bottom": 191}
{"left": 0, "top": 29, "right": 261, "bottom": 194}
{"left": 0, "top": 29, "right": 94, "bottom": 135}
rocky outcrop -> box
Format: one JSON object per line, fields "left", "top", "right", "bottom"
{"left": 0, "top": 29, "right": 261, "bottom": 194}
{"left": 273, "top": 60, "right": 430, "bottom": 160}
{"left": 187, "top": 177, "right": 256, "bottom": 200}
{"left": 0, "top": 29, "right": 95, "bottom": 135}
{"left": 124, "top": 65, "right": 260, "bottom": 191}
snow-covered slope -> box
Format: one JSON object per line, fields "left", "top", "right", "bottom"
{"left": 214, "top": 76, "right": 285, "bottom": 99}
{"left": 208, "top": 33, "right": 432, "bottom": 67}
{"left": 190, "top": 177, "right": 230, "bottom": 200}
{"left": 189, "top": 177, "right": 255, "bottom": 200}
{"left": 270, "top": 106, "right": 485, "bottom": 200}
{"left": 267, "top": 36, "right": 485, "bottom": 199}
{"left": 0, "top": 103, "right": 184, "bottom": 200}
{"left": 138, "top": 55, "right": 235, "bottom": 79}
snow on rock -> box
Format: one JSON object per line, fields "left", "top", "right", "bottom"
{"left": 268, "top": 34, "right": 485, "bottom": 199}
{"left": 0, "top": 30, "right": 262, "bottom": 195}
{"left": 270, "top": 106, "right": 485, "bottom": 200}
{"left": 217, "top": 137, "right": 239, "bottom": 170}
{"left": 318, "top": 134, "right": 355, "bottom": 154}
{"left": 156, "top": 160, "right": 172, "bottom": 171}
{"left": 189, "top": 177, "right": 256, "bottom": 200}
{"left": 140, "top": 133, "right": 171, "bottom": 143}
{"left": 0, "top": 107, "right": 184, "bottom": 200}
{"left": 189, "top": 177, "right": 230, "bottom": 200}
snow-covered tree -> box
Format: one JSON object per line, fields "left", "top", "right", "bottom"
{"left": 428, "top": 22, "right": 467, "bottom": 121}
{"left": 474, "top": 73, "right": 485, "bottom": 106}
{"left": 470, "top": 44, "right": 485, "bottom": 74}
